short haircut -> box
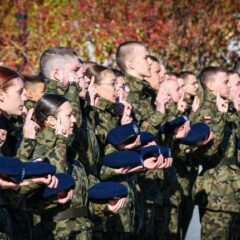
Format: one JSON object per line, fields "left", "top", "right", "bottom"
{"left": 179, "top": 71, "right": 196, "bottom": 83}
{"left": 166, "top": 72, "right": 180, "bottom": 79}
{"left": 40, "top": 47, "right": 78, "bottom": 79}
{"left": 199, "top": 66, "right": 226, "bottom": 88}
{"left": 116, "top": 41, "right": 145, "bottom": 72}
{"left": 24, "top": 75, "right": 45, "bottom": 91}
{"left": 85, "top": 65, "right": 107, "bottom": 82}
{"left": 147, "top": 55, "right": 159, "bottom": 63}
{"left": 227, "top": 69, "right": 239, "bottom": 76}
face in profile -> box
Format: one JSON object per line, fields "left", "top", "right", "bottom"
{"left": 131, "top": 45, "right": 151, "bottom": 78}
{"left": 96, "top": 70, "right": 117, "bottom": 103}
{"left": 167, "top": 80, "right": 182, "bottom": 103}
{"left": 56, "top": 101, "right": 76, "bottom": 135}
{"left": 228, "top": 73, "right": 240, "bottom": 101}
{"left": 144, "top": 59, "right": 161, "bottom": 90}
{"left": 213, "top": 72, "right": 229, "bottom": 98}
{"left": 184, "top": 75, "right": 199, "bottom": 97}
{"left": 0, "top": 77, "right": 26, "bottom": 116}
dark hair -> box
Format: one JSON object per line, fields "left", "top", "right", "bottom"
{"left": 0, "top": 66, "right": 24, "bottom": 91}
{"left": 82, "top": 60, "right": 97, "bottom": 71}
{"left": 199, "top": 66, "right": 226, "bottom": 88}
{"left": 24, "top": 74, "right": 45, "bottom": 89}
{"left": 34, "top": 94, "right": 68, "bottom": 127}
{"left": 233, "top": 58, "right": 240, "bottom": 74}
{"left": 179, "top": 71, "right": 196, "bottom": 81}
{"left": 40, "top": 47, "right": 78, "bottom": 79}
{"left": 147, "top": 55, "right": 159, "bottom": 63}
{"left": 116, "top": 41, "right": 145, "bottom": 72}
{"left": 85, "top": 65, "right": 108, "bottom": 85}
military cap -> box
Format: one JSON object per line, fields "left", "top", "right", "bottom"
{"left": 0, "top": 156, "right": 24, "bottom": 183}
{"left": 179, "top": 122, "right": 210, "bottom": 145}
{"left": 107, "top": 122, "right": 140, "bottom": 146}
{"left": 0, "top": 114, "right": 9, "bottom": 131}
{"left": 88, "top": 181, "right": 128, "bottom": 203}
{"left": 42, "top": 173, "right": 75, "bottom": 198}
{"left": 140, "top": 132, "right": 155, "bottom": 145}
{"left": 159, "top": 115, "right": 188, "bottom": 134}
{"left": 103, "top": 150, "right": 142, "bottom": 168}
{"left": 23, "top": 162, "right": 56, "bottom": 178}
{"left": 139, "top": 145, "right": 171, "bottom": 159}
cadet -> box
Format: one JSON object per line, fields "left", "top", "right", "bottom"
{"left": 191, "top": 66, "right": 236, "bottom": 239}
{"left": 24, "top": 74, "right": 45, "bottom": 110}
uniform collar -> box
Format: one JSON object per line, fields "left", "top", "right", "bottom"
{"left": 36, "top": 127, "right": 57, "bottom": 147}
{"left": 25, "top": 100, "right": 36, "bottom": 111}
{"left": 203, "top": 91, "right": 216, "bottom": 103}
{"left": 124, "top": 73, "right": 143, "bottom": 92}
{"left": 96, "top": 97, "right": 115, "bottom": 112}
{"left": 45, "top": 78, "right": 69, "bottom": 95}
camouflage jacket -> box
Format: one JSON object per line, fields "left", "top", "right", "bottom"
{"left": 190, "top": 91, "right": 229, "bottom": 170}
{"left": 72, "top": 99, "right": 101, "bottom": 179}
{"left": 125, "top": 74, "right": 166, "bottom": 135}
{"left": 86, "top": 97, "right": 119, "bottom": 157}
{"left": 44, "top": 78, "right": 82, "bottom": 127}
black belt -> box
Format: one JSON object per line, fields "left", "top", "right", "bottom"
{"left": 42, "top": 207, "right": 88, "bottom": 221}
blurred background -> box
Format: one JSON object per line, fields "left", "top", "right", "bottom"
{"left": 0, "top": 0, "right": 239, "bottom": 74}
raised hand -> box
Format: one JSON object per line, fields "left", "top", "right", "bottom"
{"left": 216, "top": 90, "right": 228, "bottom": 112}
{"left": 23, "top": 108, "right": 39, "bottom": 139}
{"left": 55, "top": 113, "right": 68, "bottom": 137}
{"left": 86, "top": 76, "right": 98, "bottom": 106}
{"left": 155, "top": 87, "right": 170, "bottom": 113}
{"left": 192, "top": 95, "right": 200, "bottom": 112}
{"left": 120, "top": 100, "right": 133, "bottom": 125}
{"left": 177, "top": 92, "right": 187, "bottom": 113}
{"left": 197, "top": 131, "right": 214, "bottom": 146}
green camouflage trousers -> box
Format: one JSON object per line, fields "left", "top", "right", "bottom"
{"left": 201, "top": 210, "right": 233, "bottom": 240}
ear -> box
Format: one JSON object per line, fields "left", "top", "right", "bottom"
{"left": 127, "top": 59, "right": 135, "bottom": 70}
{"left": 45, "top": 115, "right": 57, "bottom": 128}
{"left": 25, "top": 90, "right": 34, "bottom": 100}
{"left": 53, "top": 68, "right": 63, "bottom": 82}
{"left": 0, "top": 89, "right": 5, "bottom": 102}
{"left": 206, "top": 80, "right": 215, "bottom": 92}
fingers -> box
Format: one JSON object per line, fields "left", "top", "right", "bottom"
{"left": 89, "top": 76, "right": 95, "bottom": 89}
{"left": 25, "top": 108, "right": 34, "bottom": 123}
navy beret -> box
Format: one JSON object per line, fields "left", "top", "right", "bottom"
{"left": 23, "top": 162, "right": 56, "bottom": 178}
{"left": 42, "top": 173, "right": 75, "bottom": 198}
{"left": 103, "top": 150, "right": 142, "bottom": 168}
{"left": 139, "top": 132, "right": 155, "bottom": 145}
{"left": 107, "top": 122, "right": 140, "bottom": 146}
{"left": 88, "top": 181, "right": 128, "bottom": 203}
{"left": 0, "top": 156, "right": 24, "bottom": 183}
{"left": 159, "top": 116, "right": 188, "bottom": 134}
{"left": 139, "top": 145, "right": 171, "bottom": 159}
{"left": 179, "top": 122, "right": 210, "bottom": 145}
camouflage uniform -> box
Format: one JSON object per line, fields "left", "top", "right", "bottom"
{"left": 125, "top": 74, "right": 171, "bottom": 239}
{"left": 191, "top": 91, "right": 238, "bottom": 239}
{"left": 18, "top": 126, "right": 92, "bottom": 240}
{"left": 100, "top": 146, "right": 143, "bottom": 240}
{"left": 125, "top": 74, "right": 166, "bottom": 134}
{"left": 44, "top": 78, "right": 82, "bottom": 127}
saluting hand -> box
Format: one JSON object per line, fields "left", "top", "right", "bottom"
{"left": 216, "top": 90, "right": 228, "bottom": 113}
{"left": 192, "top": 95, "right": 200, "bottom": 112}
{"left": 155, "top": 86, "right": 170, "bottom": 113}
{"left": 86, "top": 76, "right": 98, "bottom": 106}
{"left": 177, "top": 92, "right": 187, "bottom": 113}
{"left": 23, "top": 108, "right": 39, "bottom": 139}
{"left": 55, "top": 113, "right": 68, "bottom": 137}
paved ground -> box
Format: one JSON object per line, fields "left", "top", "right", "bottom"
{"left": 185, "top": 206, "right": 201, "bottom": 240}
